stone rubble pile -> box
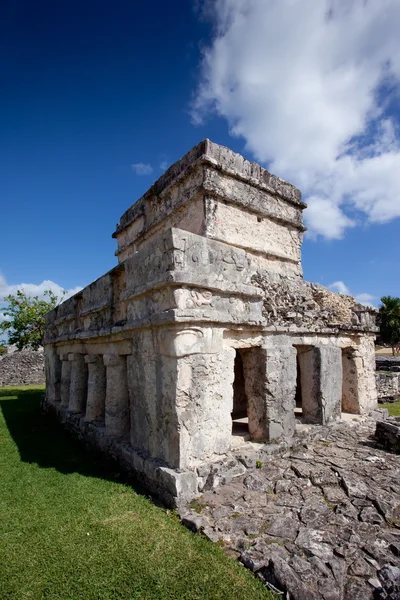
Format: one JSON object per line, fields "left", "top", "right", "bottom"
{"left": 251, "top": 271, "right": 376, "bottom": 331}
{"left": 180, "top": 421, "right": 400, "bottom": 600}
{"left": 0, "top": 348, "right": 45, "bottom": 386}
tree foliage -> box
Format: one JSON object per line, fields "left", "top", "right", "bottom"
{"left": 0, "top": 289, "right": 65, "bottom": 350}
{"left": 377, "top": 296, "right": 400, "bottom": 356}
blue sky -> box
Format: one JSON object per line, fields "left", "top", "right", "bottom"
{"left": 1, "top": 0, "right": 400, "bottom": 314}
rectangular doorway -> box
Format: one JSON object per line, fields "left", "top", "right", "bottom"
{"left": 231, "top": 349, "right": 249, "bottom": 439}
{"left": 294, "top": 345, "right": 322, "bottom": 424}
{"left": 231, "top": 346, "right": 267, "bottom": 442}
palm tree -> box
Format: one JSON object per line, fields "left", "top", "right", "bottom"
{"left": 377, "top": 296, "right": 400, "bottom": 356}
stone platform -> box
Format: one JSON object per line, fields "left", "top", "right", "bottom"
{"left": 180, "top": 420, "right": 400, "bottom": 600}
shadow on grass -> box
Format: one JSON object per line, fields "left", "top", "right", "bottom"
{"left": 0, "top": 387, "right": 149, "bottom": 496}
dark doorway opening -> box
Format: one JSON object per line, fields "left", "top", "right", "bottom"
{"left": 295, "top": 354, "right": 303, "bottom": 418}
{"left": 294, "top": 345, "right": 323, "bottom": 424}
{"left": 231, "top": 350, "right": 249, "bottom": 437}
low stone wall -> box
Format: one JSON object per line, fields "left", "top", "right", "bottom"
{"left": 0, "top": 349, "right": 45, "bottom": 386}
{"left": 376, "top": 356, "right": 400, "bottom": 372}
{"left": 376, "top": 372, "right": 400, "bottom": 401}
{"left": 375, "top": 357, "right": 400, "bottom": 401}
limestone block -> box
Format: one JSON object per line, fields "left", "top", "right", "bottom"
{"left": 127, "top": 329, "right": 158, "bottom": 455}
{"left": 104, "top": 353, "right": 130, "bottom": 437}
{"left": 172, "top": 288, "right": 263, "bottom": 326}
{"left": 123, "top": 228, "right": 257, "bottom": 300}
{"left": 355, "top": 336, "right": 378, "bottom": 414}
{"left": 156, "top": 467, "right": 198, "bottom": 505}
{"left": 376, "top": 372, "right": 400, "bottom": 399}
{"left": 81, "top": 274, "right": 113, "bottom": 318}
{"left": 158, "top": 326, "right": 222, "bottom": 358}
{"left": 60, "top": 353, "right": 72, "bottom": 407}
{"left": 68, "top": 353, "right": 87, "bottom": 413}
{"left": 342, "top": 348, "right": 361, "bottom": 413}
{"left": 44, "top": 345, "right": 61, "bottom": 403}
{"left": 129, "top": 338, "right": 236, "bottom": 470}
{"left": 298, "top": 346, "right": 342, "bottom": 425}
{"left": 126, "top": 287, "right": 176, "bottom": 322}
{"left": 203, "top": 167, "right": 303, "bottom": 227}
{"left": 85, "top": 355, "right": 106, "bottom": 422}
{"left": 206, "top": 199, "right": 302, "bottom": 264}
{"left": 174, "top": 347, "right": 236, "bottom": 469}
{"left": 263, "top": 345, "right": 297, "bottom": 441}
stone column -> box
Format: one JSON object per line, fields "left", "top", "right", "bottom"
{"left": 103, "top": 354, "right": 130, "bottom": 437}
{"left": 342, "top": 348, "right": 359, "bottom": 414}
{"left": 299, "top": 346, "right": 342, "bottom": 425}
{"left": 354, "top": 336, "right": 378, "bottom": 415}
{"left": 250, "top": 345, "right": 297, "bottom": 442}
{"left": 60, "top": 353, "right": 72, "bottom": 407}
{"left": 156, "top": 349, "right": 235, "bottom": 470}
{"left": 68, "top": 353, "right": 87, "bottom": 413}
{"left": 44, "top": 345, "right": 61, "bottom": 403}
{"left": 85, "top": 355, "right": 106, "bottom": 422}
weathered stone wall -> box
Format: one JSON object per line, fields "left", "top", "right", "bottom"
{"left": 0, "top": 348, "right": 45, "bottom": 386}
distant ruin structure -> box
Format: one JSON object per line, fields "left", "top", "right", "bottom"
{"left": 44, "top": 140, "right": 378, "bottom": 506}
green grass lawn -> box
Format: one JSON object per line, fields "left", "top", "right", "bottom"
{"left": 0, "top": 385, "right": 274, "bottom": 600}
{"left": 380, "top": 400, "right": 400, "bottom": 417}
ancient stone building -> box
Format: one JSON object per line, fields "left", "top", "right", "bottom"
{"left": 44, "top": 140, "right": 378, "bottom": 506}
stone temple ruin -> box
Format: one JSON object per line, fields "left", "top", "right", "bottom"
{"left": 44, "top": 140, "right": 378, "bottom": 506}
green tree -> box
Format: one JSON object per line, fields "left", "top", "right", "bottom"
{"left": 377, "top": 296, "right": 400, "bottom": 356}
{"left": 0, "top": 289, "right": 65, "bottom": 351}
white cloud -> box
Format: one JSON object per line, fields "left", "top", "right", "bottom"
{"left": 329, "top": 281, "right": 351, "bottom": 295}
{"left": 0, "top": 274, "right": 82, "bottom": 304}
{"left": 328, "top": 280, "right": 376, "bottom": 306}
{"left": 194, "top": 0, "right": 400, "bottom": 238}
{"left": 355, "top": 293, "right": 377, "bottom": 307}
{"left": 159, "top": 159, "right": 168, "bottom": 171}
{"left": 131, "top": 162, "right": 153, "bottom": 175}
{"left": 305, "top": 197, "right": 355, "bottom": 240}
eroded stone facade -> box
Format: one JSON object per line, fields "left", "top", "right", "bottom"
{"left": 44, "top": 140, "right": 378, "bottom": 506}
